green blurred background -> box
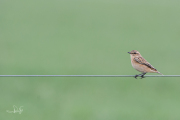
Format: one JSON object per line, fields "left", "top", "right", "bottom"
{"left": 1, "top": 0, "right": 180, "bottom": 119}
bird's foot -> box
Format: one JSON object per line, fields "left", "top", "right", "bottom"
{"left": 135, "top": 73, "right": 146, "bottom": 79}
{"left": 140, "top": 75, "right": 145, "bottom": 79}
{"left": 134, "top": 75, "right": 139, "bottom": 79}
{"left": 140, "top": 73, "right": 146, "bottom": 79}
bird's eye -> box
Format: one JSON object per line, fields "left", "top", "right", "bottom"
{"left": 134, "top": 53, "right": 136, "bottom": 54}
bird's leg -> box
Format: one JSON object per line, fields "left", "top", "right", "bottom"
{"left": 140, "top": 73, "right": 146, "bottom": 79}
{"left": 135, "top": 73, "right": 146, "bottom": 79}
{"left": 135, "top": 73, "right": 143, "bottom": 79}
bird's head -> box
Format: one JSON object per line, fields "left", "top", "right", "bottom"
{"left": 128, "top": 50, "right": 141, "bottom": 56}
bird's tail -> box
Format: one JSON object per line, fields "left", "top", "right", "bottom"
{"left": 157, "top": 71, "right": 163, "bottom": 75}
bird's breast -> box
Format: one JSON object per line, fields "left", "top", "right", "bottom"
{"left": 131, "top": 60, "right": 143, "bottom": 72}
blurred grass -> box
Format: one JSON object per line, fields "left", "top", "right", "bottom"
{"left": 1, "top": 0, "right": 180, "bottom": 119}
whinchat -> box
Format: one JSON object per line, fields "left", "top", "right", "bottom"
{"left": 128, "top": 50, "right": 163, "bottom": 79}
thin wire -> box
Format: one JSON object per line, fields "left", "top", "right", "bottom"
{"left": 0, "top": 75, "right": 180, "bottom": 77}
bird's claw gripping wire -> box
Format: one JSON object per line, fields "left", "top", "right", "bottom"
{"left": 134, "top": 73, "right": 146, "bottom": 79}
{"left": 135, "top": 75, "right": 139, "bottom": 79}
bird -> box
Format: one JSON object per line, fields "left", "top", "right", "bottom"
{"left": 128, "top": 50, "right": 163, "bottom": 79}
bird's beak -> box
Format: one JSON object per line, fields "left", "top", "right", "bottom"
{"left": 128, "top": 52, "right": 131, "bottom": 54}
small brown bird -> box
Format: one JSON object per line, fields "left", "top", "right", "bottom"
{"left": 128, "top": 50, "right": 163, "bottom": 79}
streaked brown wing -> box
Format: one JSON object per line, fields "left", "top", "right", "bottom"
{"left": 134, "top": 57, "right": 157, "bottom": 70}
